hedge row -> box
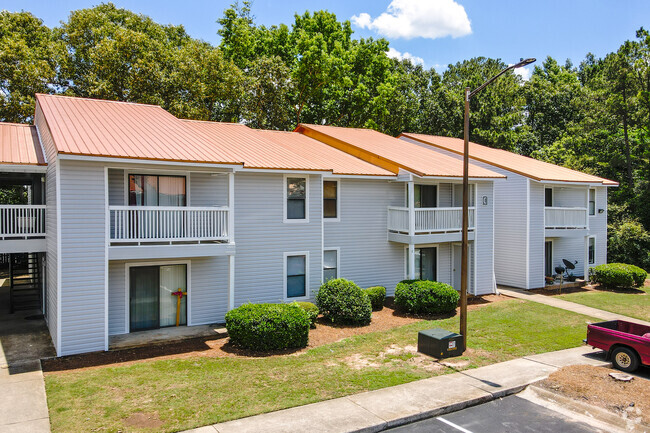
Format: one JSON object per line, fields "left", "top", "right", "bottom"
{"left": 316, "top": 278, "right": 372, "bottom": 325}
{"left": 394, "top": 280, "right": 459, "bottom": 314}
{"left": 365, "top": 286, "right": 386, "bottom": 311}
{"left": 225, "top": 303, "right": 310, "bottom": 351}
{"left": 591, "top": 263, "right": 647, "bottom": 289}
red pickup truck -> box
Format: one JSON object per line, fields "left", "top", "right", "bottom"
{"left": 586, "top": 320, "right": 650, "bottom": 372}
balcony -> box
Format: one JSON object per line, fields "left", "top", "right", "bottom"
{"left": 545, "top": 207, "right": 588, "bottom": 229}
{"left": 387, "top": 207, "right": 475, "bottom": 244}
{"left": 108, "top": 206, "right": 234, "bottom": 259}
{"left": 0, "top": 205, "right": 47, "bottom": 253}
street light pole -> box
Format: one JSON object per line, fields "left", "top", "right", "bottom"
{"left": 459, "top": 58, "right": 536, "bottom": 347}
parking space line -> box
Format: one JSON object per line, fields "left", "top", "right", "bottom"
{"left": 437, "top": 416, "right": 474, "bottom": 433}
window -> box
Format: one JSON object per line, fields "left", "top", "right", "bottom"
{"left": 323, "top": 180, "right": 338, "bottom": 219}
{"left": 415, "top": 184, "right": 437, "bottom": 208}
{"left": 588, "top": 237, "right": 596, "bottom": 264}
{"left": 589, "top": 189, "right": 596, "bottom": 216}
{"left": 323, "top": 249, "right": 338, "bottom": 281}
{"left": 406, "top": 247, "right": 437, "bottom": 281}
{"left": 129, "top": 264, "right": 187, "bottom": 332}
{"left": 286, "top": 177, "right": 307, "bottom": 220}
{"left": 545, "top": 188, "right": 553, "bottom": 207}
{"left": 286, "top": 254, "right": 307, "bottom": 298}
{"left": 129, "top": 174, "right": 186, "bottom": 206}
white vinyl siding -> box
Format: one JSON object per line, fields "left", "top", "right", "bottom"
{"left": 189, "top": 172, "right": 228, "bottom": 207}
{"left": 474, "top": 182, "right": 495, "bottom": 294}
{"left": 528, "top": 181, "right": 546, "bottom": 289}
{"left": 234, "top": 173, "right": 322, "bottom": 304}
{"left": 553, "top": 186, "right": 587, "bottom": 208}
{"left": 324, "top": 178, "right": 405, "bottom": 295}
{"left": 35, "top": 104, "right": 59, "bottom": 351}
{"left": 591, "top": 187, "right": 608, "bottom": 266}
{"left": 58, "top": 159, "right": 107, "bottom": 355}
{"left": 109, "top": 256, "right": 229, "bottom": 335}
{"left": 108, "top": 168, "right": 124, "bottom": 206}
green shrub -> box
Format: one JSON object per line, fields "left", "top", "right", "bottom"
{"left": 316, "top": 278, "right": 372, "bottom": 325}
{"left": 225, "top": 303, "right": 310, "bottom": 351}
{"left": 394, "top": 280, "right": 459, "bottom": 314}
{"left": 399, "top": 279, "right": 421, "bottom": 285}
{"left": 591, "top": 263, "right": 648, "bottom": 289}
{"left": 293, "top": 301, "right": 319, "bottom": 328}
{"left": 364, "top": 286, "right": 386, "bottom": 311}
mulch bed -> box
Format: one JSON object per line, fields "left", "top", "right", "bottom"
{"left": 539, "top": 364, "right": 650, "bottom": 426}
{"left": 42, "top": 294, "right": 508, "bottom": 374}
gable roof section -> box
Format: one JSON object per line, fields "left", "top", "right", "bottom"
{"left": 36, "top": 93, "right": 244, "bottom": 166}
{"left": 181, "top": 120, "right": 329, "bottom": 171}
{"left": 35, "top": 94, "right": 394, "bottom": 175}
{"left": 400, "top": 133, "right": 618, "bottom": 186}
{"left": 0, "top": 123, "right": 46, "bottom": 166}
{"left": 254, "top": 130, "right": 394, "bottom": 176}
{"left": 295, "top": 124, "right": 505, "bottom": 179}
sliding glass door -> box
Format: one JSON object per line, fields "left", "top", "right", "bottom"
{"left": 130, "top": 264, "right": 187, "bottom": 332}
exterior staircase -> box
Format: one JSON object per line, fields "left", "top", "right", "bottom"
{"left": 9, "top": 253, "right": 42, "bottom": 313}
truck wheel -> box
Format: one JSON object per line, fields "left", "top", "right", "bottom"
{"left": 611, "top": 347, "right": 639, "bottom": 372}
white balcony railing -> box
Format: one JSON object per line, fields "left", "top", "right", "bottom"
{"left": 110, "top": 206, "right": 230, "bottom": 243}
{"left": 545, "top": 207, "right": 588, "bottom": 229}
{"left": 0, "top": 205, "right": 46, "bottom": 239}
{"left": 388, "top": 206, "right": 475, "bottom": 234}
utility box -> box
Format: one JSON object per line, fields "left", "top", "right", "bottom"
{"left": 417, "top": 328, "right": 464, "bottom": 359}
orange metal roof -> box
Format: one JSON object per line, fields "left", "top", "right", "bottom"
{"left": 36, "top": 94, "right": 247, "bottom": 166}
{"left": 295, "top": 124, "right": 505, "bottom": 179}
{"left": 254, "top": 130, "right": 394, "bottom": 176}
{"left": 0, "top": 123, "right": 46, "bottom": 166}
{"left": 181, "top": 120, "right": 330, "bottom": 171}
{"left": 400, "top": 133, "right": 619, "bottom": 186}
{"left": 36, "top": 94, "right": 389, "bottom": 174}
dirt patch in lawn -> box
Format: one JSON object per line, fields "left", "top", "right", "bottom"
{"left": 123, "top": 412, "right": 164, "bottom": 429}
{"left": 538, "top": 365, "right": 650, "bottom": 426}
{"left": 43, "top": 294, "right": 509, "bottom": 374}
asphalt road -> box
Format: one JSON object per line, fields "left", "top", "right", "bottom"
{"left": 388, "top": 395, "right": 606, "bottom": 433}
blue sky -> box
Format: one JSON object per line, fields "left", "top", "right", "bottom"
{"left": 5, "top": 0, "right": 650, "bottom": 76}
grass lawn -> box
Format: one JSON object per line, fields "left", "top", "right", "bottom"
{"left": 558, "top": 282, "right": 650, "bottom": 322}
{"left": 45, "top": 299, "right": 596, "bottom": 433}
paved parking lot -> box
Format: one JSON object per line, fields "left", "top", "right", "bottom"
{"left": 388, "top": 395, "right": 606, "bottom": 433}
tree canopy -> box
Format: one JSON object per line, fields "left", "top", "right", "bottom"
{"left": 1, "top": 2, "right": 649, "bottom": 269}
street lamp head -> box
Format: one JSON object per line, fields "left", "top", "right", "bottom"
{"left": 513, "top": 58, "right": 536, "bottom": 68}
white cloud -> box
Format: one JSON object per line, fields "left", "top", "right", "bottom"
{"left": 513, "top": 66, "right": 532, "bottom": 81}
{"left": 352, "top": 0, "right": 472, "bottom": 40}
{"left": 387, "top": 47, "right": 425, "bottom": 65}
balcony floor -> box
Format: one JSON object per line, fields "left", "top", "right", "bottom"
{"left": 108, "top": 241, "right": 235, "bottom": 260}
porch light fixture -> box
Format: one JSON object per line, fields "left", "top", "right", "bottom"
{"left": 459, "top": 58, "right": 536, "bottom": 350}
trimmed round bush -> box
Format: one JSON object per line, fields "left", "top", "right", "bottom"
{"left": 591, "top": 263, "right": 648, "bottom": 289}
{"left": 316, "top": 278, "right": 372, "bottom": 325}
{"left": 293, "top": 301, "right": 319, "bottom": 328}
{"left": 225, "top": 303, "right": 310, "bottom": 351}
{"left": 394, "top": 280, "right": 459, "bottom": 314}
{"left": 364, "top": 286, "right": 386, "bottom": 311}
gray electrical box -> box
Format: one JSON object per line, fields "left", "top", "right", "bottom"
{"left": 417, "top": 328, "right": 464, "bottom": 359}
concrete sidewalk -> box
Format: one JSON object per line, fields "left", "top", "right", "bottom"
{"left": 498, "top": 287, "right": 650, "bottom": 327}
{"left": 0, "top": 281, "right": 54, "bottom": 433}
{"left": 185, "top": 346, "right": 609, "bottom": 433}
